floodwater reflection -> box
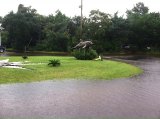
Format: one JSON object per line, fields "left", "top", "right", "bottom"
{"left": 0, "top": 56, "right": 160, "bottom": 118}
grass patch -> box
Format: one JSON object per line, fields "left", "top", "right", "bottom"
{"left": 0, "top": 56, "right": 142, "bottom": 84}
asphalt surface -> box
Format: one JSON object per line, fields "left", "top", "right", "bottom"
{"left": 0, "top": 56, "right": 160, "bottom": 119}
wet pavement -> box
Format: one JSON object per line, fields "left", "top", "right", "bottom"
{"left": 0, "top": 56, "right": 160, "bottom": 119}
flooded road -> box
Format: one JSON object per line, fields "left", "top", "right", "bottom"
{"left": 0, "top": 56, "right": 160, "bottom": 119}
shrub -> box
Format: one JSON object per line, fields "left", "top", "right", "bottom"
{"left": 73, "top": 49, "right": 98, "bottom": 60}
{"left": 48, "top": 59, "right": 61, "bottom": 67}
{"left": 22, "top": 55, "right": 28, "bottom": 59}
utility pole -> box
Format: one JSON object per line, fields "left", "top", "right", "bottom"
{"left": 0, "top": 25, "right": 4, "bottom": 46}
{"left": 0, "top": 31, "right": 1, "bottom": 46}
{"left": 80, "top": 0, "right": 83, "bottom": 39}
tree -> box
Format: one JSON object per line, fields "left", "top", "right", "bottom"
{"left": 144, "top": 12, "right": 160, "bottom": 50}
{"left": 0, "top": 16, "right": 2, "bottom": 23}
{"left": 39, "top": 11, "right": 70, "bottom": 51}
{"left": 126, "top": 2, "right": 150, "bottom": 51}
{"left": 108, "top": 12, "right": 129, "bottom": 51}
{"left": 88, "top": 10, "right": 112, "bottom": 54}
{"left": 2, "top": 4, "right": 41, "bottom": 51}
{"left": 1, "top": 3, "right": 160, "bottom": 53}
{"left": 126, "top": 2, "right": 149, "bottom": 16}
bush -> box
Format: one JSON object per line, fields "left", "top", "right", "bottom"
{"left": 22, "top": 55, "right": 28, "bottom": 59}
{"left": 73, "top": 49, "right": 98, "bottom": 60}
{"left": 48, "top": 59, "right": 61, "bottom": 67}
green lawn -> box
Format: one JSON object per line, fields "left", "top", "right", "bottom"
{"left": 0, "top": 56, "right": 142, "bottom": 84}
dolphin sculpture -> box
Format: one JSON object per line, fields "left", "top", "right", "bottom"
{"left": 72, "top": 39, "right": 93, "bottom": 49}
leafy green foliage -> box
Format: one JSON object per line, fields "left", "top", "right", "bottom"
{"left": 0, "top": 16, "right": 2, "bottom": 23}
{"left": 73, "top": 49, "right": 98, "bottom": 60}
{"left": 1, "top": 2, "right": 160, "bottom": 52}
{"left": 39, "top": 11, "right": 69, "bottom": 51}
{"left": 126, "top": 2, "right": 149, "bottom": 15}
{"left": 22, "top": 55, "right": 28, "bottom": 59}
{"left": 48, "top": 59, "right": 61, "bottom": 67}
{"left": 2, "top": 5, "right": 41, "bottom": 51}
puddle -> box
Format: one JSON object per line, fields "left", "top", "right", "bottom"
{"left": 1, "top": 56, "right": 160, "bottom": 118}
{"left": 115, "top": 55, "right": 149, "bottom": 60}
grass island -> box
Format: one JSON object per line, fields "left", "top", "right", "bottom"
{"left": 0, "top": 56, "right": 142, "bottom": 84}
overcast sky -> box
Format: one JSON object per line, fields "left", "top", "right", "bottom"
{"left": 0, "top": 0, "right": 160, "bottom": 17}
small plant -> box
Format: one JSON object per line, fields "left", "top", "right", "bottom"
{"left": 48, "top": 59, "right": 61, "bottom": 67}
{"left": 22, "top": 55, "right": 28, "bottom": 59}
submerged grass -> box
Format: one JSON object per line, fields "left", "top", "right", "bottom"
{"left": 0, "top": 56, "right": 142, "bottom": 84}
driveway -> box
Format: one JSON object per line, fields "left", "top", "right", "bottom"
{"left": 0, "top": 56, "right": 160, "bottom": 119}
